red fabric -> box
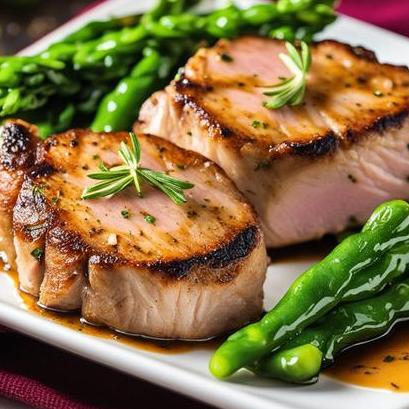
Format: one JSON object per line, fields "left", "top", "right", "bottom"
{"left": 0, "top": 370, "right": 96, "bottom": 409}
{"left": 0, "top": 331, "right": 209, "bottom": 409}
{"left": 338, "top": 0, "right": 409, "bottom": 37}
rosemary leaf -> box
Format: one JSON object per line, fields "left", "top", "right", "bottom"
{"left": 262, "top": 41, "right": 311, "bottom": 109}
{"left": 82, "top": 132, "right": 194, "bottom": 204}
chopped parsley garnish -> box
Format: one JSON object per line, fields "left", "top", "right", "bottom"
{"left": 144, "top": 214, "right": 156, "bottom": 224}
{"left": 32, "top": 184, "right": 45, "bottom": 198}
{"left": 220, "top": 53, "right": 234, "bottom": 62}
{"left": 251, "top": 120, "right": 267, "bottom": 129}
{"left": 255, "top": 160, "right": 271, "bottom": 171}
{"left": 174, "top": 67, "right": 184, "bottom": 81}
{"left": 51, "top": 191, "right": 60, "bottom": 205}
{"left": 121, "top": 209, "right": 130, "bottom": 219}
{"left": 31, "top": 248, "right": 44, "bottom": 261}
{"left": 383, "top": 355, "right": 395, "bottom": 363}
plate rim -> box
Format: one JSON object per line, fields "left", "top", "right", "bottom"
{"left": 3, "top": 1, "right": 409, "bottom": 408}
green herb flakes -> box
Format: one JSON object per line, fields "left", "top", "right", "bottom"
{"left": 251, "top": 120, "right": 267, "bottom": 129}
{"left": 383, "top": 355, "right": 395, "bottom": 363}
{"left": 144, "top": 214, "right": 156, "bottom": 224}
{"left": 31, "top": 248, "right": 44, "bottom": 261}
{"left": 220, "top": 53, "right": 234, "bottom": 63}
{"left": 121, "top": 209, "right": 130, "bottom": 219}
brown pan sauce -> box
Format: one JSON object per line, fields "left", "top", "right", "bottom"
{"left": 2, "top": 238, "right": 409, "bottom": 390}
{"left": 2, "top": 263, "right": 219, "bottom": 354}
{"left": 325, "top": 323, "right": 409, "bottom": 392}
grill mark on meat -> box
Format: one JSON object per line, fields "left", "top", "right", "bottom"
{"left": 169, "top": 38, "right": 409, "bottom": 160}
{"left": 47, "top": 225, "right": 89, "bottom": 254}
{"left": 173, "top": 90, "right": 232, "bottom": 140}
{"left": 361, "top": 110, "right": 409, "bottom": 135}
{"left": 174, "top": 80, "right": 409, "bottom": 159}
{"left": 152, "top": 225, "right": 259, "bottom": 279}
{"left": 29, "top": 163, "right": 55, "bottom": 179}
{"left": 23, "top": 211, "right": 260, "bottom": 281}
{"left": 318, "top": 40, "right": 378, "bottom": 63}
{"left": 278, "top": 132, "right": 339, "bottom": 156}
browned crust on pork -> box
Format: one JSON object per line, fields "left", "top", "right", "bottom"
{"left": 0, "top": 121, "right": 40, "bottom": 267}
{"left": 0, "top": 120, "right": 40, "bottom": 211}
{"left": 13, "top": 129, "right": 262, "bottom": 283}
{"left": 89, "top": 225, "right": 260, "bottom": 279}
{"left": 173, "top": 38, "right": 409, "bottom": 160}
{"left": 0, "top": 120, "right": 39, "bottom": 172}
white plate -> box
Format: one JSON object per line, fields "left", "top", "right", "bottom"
{"left": 2, "top": 2, "right": 409, "bottom": 408}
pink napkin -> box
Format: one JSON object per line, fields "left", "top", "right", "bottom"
{"left": 0, "top": 330, "right": 208, "bottom": 409}
{"left": 338, "top": 0, "right": 409, "bottom": 37}
{"left": 0, "top": 371, "right": 96, "bottom": 409}
{"left": 1, "top": 1, "right": 409, "bottom": 409}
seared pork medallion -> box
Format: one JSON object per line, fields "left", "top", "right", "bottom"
{"left": 0, "top": 121, "right": 267, "bottom": 339}
{"left": 138, "top": 37, "right": 409, "bottom": 247}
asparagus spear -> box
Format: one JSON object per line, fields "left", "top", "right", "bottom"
{"left": 0, "top": 0, "right": 337, "bottom": 137}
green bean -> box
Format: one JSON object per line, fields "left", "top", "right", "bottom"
{"left": 0, "top": 68, "right": 20, "bottom": 88}
{"left": 152, "top": 14, "right": 201, "bottom": 38}
{"left": 72, "top": 25, "right": 147, "bottom": 70}
{"left": 253, "top": 277, "right": 409, "bottom": 383}
{"left": 0, "top": 56, "right": 65, "bottom": 70}
{"left": 209, "top": 200, "right": 409, "bottom": 379}
{"left": 91, "top": 48, "right": 163, "bottom": 132}
{"left": 0, "top": 86, "right": 52, "bottom": 117}
{"left": 0, "top": 57, "right": 65, "bottom": 87}
{"left": 341, "top": 243, "right": 409, "bottom": 301}
{"left": 277, "top": 0, "right": 314, "bottom": 13}
{"left": 35, "top": 103, "right": 76, "bottom": 139}
{"left": 242, "top": 4, "right": 279, "bottom": 25}
{"left": 40, "top": 15, "right": 144, "bottom": 62}
{"left": 24, "top": 73, "right": 46, "bottom": 87}
{"left": 77, "top": 86, "right": 110, "bottom": 114}
{"left": 91, "top": 41, "right": 188, "bottom": 132}
{"left": 40, "top": 43, "right": 77, "bottom": 62}
{"left": 205, "top": 5, "right": 243, "bottom": 38}
{"left": 250, "top": 344, "right": 322, "bottom": 384}
{"left": 0, "top": 0, "right": 337, "bottom": 136}
{"left": 269, "top": 26, "right": 296, "bottom": 41}
{"left": 144, "top": 0, "right": 201, "bottom": 21}
{"left": 63, "top": 15, "right": 142, "bottom": 44}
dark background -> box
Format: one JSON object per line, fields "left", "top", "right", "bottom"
{"left": 0, "top": 0, "right": 93, "bottom": 54}
{"left": 0, "top": 3, "right": 213, "bottom": 408}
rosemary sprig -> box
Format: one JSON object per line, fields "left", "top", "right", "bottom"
{"left": 81, "top": 132, "right": 194, "bottom": 204}
{"left": 262, "top": 41, "right": 311, "bottom": 110}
